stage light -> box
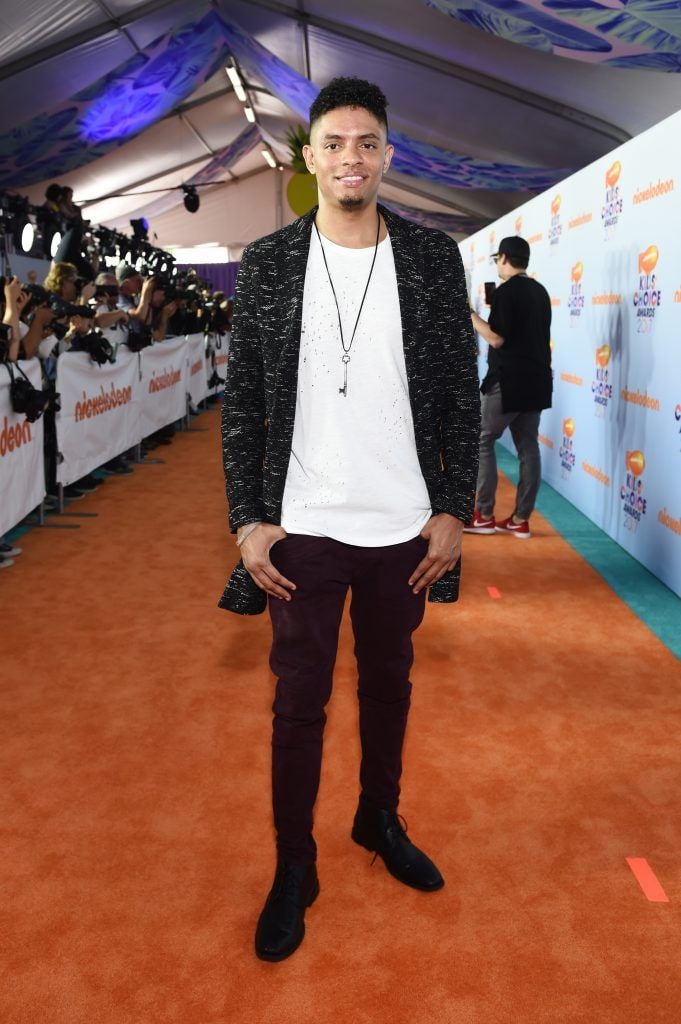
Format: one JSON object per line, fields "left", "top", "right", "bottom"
{"left": 50, "top": 231, "right": 62, "bottom": 258}
{"left": 183, "top": 185, "right": 200, "bottom": 214}
{"left": 225, "top": 63, "right": 247, "bottom": 102}
{"left": 244, "top": 105, "right": 256, "bottom": 123}
{"left": 19, "top": 220, "right": 35, "bottom": 253}
{"left": 130, "top": 217, "right": 149, "bottom": 241}
{"left": 261, "top": 149, "right": 277, "bottom": 169}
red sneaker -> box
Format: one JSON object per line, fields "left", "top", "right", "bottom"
{"left": 495, "top": 516, "right": 531, "bottom": 538}
{"left": 463, "top": 510, "right": 496, "bottom": 534}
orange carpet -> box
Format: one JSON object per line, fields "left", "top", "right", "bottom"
{"left": 2, "top": 408, "right": 680, "bottom": 1024}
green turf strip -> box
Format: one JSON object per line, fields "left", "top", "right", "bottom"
{"left": 496, "top": 444, "right": 681, "bottom": 660}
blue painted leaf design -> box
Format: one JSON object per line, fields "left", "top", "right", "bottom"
{"left": 424, "top": 0, "right": 611, "bottom": 52}
{"left": 544, "top": 1, "right": 681, "bottom": 51}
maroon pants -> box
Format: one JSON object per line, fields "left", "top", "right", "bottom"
{"left": 268, "top": 533, "right": 428, "bottom": 865}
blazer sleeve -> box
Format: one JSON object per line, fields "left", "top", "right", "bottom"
{"left": 221, "top": 244, "right": 267, "bottom": 532}
{"left": 432, "top": 236, "right": 481, "bottom": 523}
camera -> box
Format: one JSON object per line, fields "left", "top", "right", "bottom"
{"left": 124, "top": 323, "right": 153, "bottom": 352}
{"left": 6, "top": 363, "right": 51, "bottom": 422}
{"left": 50, "top": 295, "right": 94, "bottom": 319}
{"left": 94, "top": 284, "right": 119, "bottom": 299}
{"left": 72, "top": 328, "right": 116, "bottom": 365}
{"left": 0, "top": 322, "right": 11, "bottom": 362}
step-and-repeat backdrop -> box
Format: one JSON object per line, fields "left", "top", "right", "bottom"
{"left": 463, "top": 109, "right": 681, "bottom": 599}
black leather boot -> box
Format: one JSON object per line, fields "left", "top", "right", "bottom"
{"left": 255, "top": 862, "right": 320, "bottom": 962}
{"left": 351, "top": 798, "right": 444, "bottom": 892}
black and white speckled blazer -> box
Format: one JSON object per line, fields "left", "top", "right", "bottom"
{"left": 219, "top": 204, "right": 480, "bottom": 615}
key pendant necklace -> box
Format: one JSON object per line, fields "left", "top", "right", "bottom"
{"left": 314, "top": 212, "right": 381, "bottom": 397}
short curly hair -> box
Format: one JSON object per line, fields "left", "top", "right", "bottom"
{"left": 309, "top": 77, "right": 388, "bottom": 133}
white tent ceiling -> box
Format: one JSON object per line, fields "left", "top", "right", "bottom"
{"left": 2, "top": 0, "right": 680, "bottom": 252}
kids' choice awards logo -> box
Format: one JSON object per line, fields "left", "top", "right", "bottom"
{"left": 592, "top": 345, "right": 613, "bottom": 417}
{"left": 620, "top": 450, "right": 647, "bottom": 532}
{"left": 549, "top": 195, "right": 562, "bottom": 248}
{"left": 602, "top": 161, "right": 623, "bottom": 237}
{"left": 568, "top": 262, "right": 584, "bottom": 324}
{"left": 633, "top": 245, "right": 661, "bottom": 333}
{"left": 559, "top": 418, "right": 575, "bottom": 479}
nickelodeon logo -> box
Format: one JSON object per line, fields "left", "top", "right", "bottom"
{"left": 605, "top": 161, "right": 621, "bottom": 188}
{"left": 626, "top": 450, "right": 645, "bottom": 477}
{"left": 595, "top": 344, "right": 611, "bottom": 367}
{"left": 562, "top": 418, "right": 575, "bottom": 438}
{"left": 0, "top": 416, "right": 32, "bottom": 457}
{"left": 571, "top": 262, "right": 583, "bottom": 284}
{"left": 551, "top": 195, "right": 561, "bottom": 216}
{"left": 638, "top": 245, "right": 659, "bottom": 275}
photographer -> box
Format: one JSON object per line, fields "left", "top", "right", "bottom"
{"left": 116, "top": 264, "right": 154, "bottom": 329}
{"left": 2, "top": 276, "right": 28, "bottom": 363}
{"left": 93, "top": 273, "right": 129, "bottom": 338}
{"left": 14, "top": 283, "right": 61, "bottom": 361}
{"left": 149, "top": 282, "right": 178, "bottom": 342}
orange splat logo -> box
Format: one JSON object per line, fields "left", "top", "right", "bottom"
{"left": 595, "top": 345, "right": 611, "bottom": 368}
{"left": 551, "top": 195, "right": 561, "bottom": 216}
{"left": 626, "top": 450, "right": 645, "bottom": 477}
{"left": 605, "top": 161, "right": 621, "bottom": 188}
{"left": 638, "top": 246, "right": 659, "bottom": 275}
{"left": 562, "top": 418, "right": 575, "bottom": 437}
{"left": 571, "top": 262, "right": 583, "bottom": 284}
{"left": 514, "top": 215, "right": 522, "bottom": 234}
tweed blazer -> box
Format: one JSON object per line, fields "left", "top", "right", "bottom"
{"left": 219, "top": 204, "right": 480, "bottom": 615}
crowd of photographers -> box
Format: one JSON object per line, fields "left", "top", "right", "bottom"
{"left": 1, "top": 183, "right": 233, "bottom": 570}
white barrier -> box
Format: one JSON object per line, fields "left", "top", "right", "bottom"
{"left": 3, "top": 332, "right": 222, "bottom": 536}
{"left": 0, "top": 360, "right": 45, "bottom": 536}
{"left": 56, "top": 349, "right": 141, "bottom": 487}
{"left": 463, "top": 108, "right": 681, "bottom": 598}
{"left": 138, "top": 336, "right": 188, "bottom": 438}
{"left": 186, "top": 333, "right": 209, "bottom": 407}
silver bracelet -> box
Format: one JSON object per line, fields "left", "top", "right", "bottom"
{"left": 236, "top": 522, "right": 261, "bottom": 547}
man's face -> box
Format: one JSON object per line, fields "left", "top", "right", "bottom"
{"left": 495, "top": 254, "right": 513, "bottom": 281}
{"left": 303, "top": 106, "right": 393, "bottom": 212}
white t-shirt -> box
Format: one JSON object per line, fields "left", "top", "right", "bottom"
{"left": 280, "top": 229, "right": 431, "bottom": 546}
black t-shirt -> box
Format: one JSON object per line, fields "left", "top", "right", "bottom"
{"left": 484, "top": 274, "right": 552, "bottom": 412}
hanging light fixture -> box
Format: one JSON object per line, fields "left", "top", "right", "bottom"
{"left": 225, "top": 62, "right": 247, "bottom": 102}
{"left": 182, "top": 185, "right": 200, "bottom": 213}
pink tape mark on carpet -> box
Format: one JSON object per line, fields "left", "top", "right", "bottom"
{"left": 487, "top": 586, "right": 502, "bottom": 599}
{"left": 626, "top": 858, "right": 670, "bottom": 903}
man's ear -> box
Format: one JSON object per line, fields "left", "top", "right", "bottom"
{"left": 383, "top": 143, "right": 394, "bottom": 176}
{"left": 302, "top": 144, "right": 316, "bottom": 175}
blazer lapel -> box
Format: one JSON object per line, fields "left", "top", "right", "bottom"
{"left": 380, "top": 204, "right": 424, "bottom": 390}
{"left": 278, "top": 209, "right": 316, "bottom": 369}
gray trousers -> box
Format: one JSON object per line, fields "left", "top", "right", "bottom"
{"left": 476, "top": 383, "right": 542, "bottom": 520}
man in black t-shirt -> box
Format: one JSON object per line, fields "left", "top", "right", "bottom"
{"left": 465, "top": 236, "right": 552, "bottom": 539}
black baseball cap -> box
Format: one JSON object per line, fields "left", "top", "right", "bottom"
{"left": 491, "top": 236, "right": 530, "bottom": 263}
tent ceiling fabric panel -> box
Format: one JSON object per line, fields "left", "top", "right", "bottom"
{"left": 423, "top": 0, "right": 681, "bottom": 71}
{"left": 0, "top": 0, "right": 103, "bottom": 68}
{"left": 1, "top": 0, "right": 680, "bottom": 248}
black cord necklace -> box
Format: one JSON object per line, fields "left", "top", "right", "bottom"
{"left": 314, "top": 211, "right": 381, "bottom": 397}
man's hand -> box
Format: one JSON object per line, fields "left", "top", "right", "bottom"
{"left": 239, "top": 523, "right": 296, "bottom": 601}
{"left": 141, "top": 276, "right": 156, "bottom": 298}
{"left": 408, "top": 513, "right": 463, "bottom": 594}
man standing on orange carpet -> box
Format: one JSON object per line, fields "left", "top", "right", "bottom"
{"left": 220, "top": 78, "right": 480, "bottom": 961}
